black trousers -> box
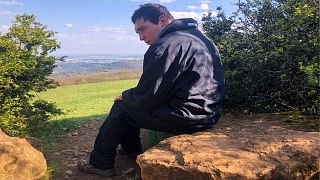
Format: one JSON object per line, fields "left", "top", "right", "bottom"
{"left": 89, "top": 101, "right": 214, "bottom": 169}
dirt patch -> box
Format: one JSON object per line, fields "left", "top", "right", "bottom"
{"left": 46, "top": 114, "right": 319, "bottom": 180}
{"left": 46, "top": 118, "right": 146, "bottom": 180}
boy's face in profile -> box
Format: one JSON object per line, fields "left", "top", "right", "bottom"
{"left": 134, "top": 18, "right": 163, "bottom": 45}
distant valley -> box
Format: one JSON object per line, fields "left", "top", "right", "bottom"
{"left": 52, "top": 55, "right": 143, "bottom": 77}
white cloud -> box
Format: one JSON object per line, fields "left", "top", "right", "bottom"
{"left": 56, "top": 33, "right": 68, "bottom": 38}
{"left": 0, "top": 0, "right": 23, "bottom": 6}
{"left": 1, "top": 24, "right": 9, "bottom": 29}
{"left": 55, "top": 25, "right": 147, "bottom": 55}
{"left": 188, "top": 3, "right": 209, "bottom": 11}
{"left": 0, "top": 24, "right": 9, "bottom": 34}
{"left": 200, "top": 3, "right": 209, "bottom": 10}
{"left": 160, "top": 0, "right": 176, "bottom": 3}
{"left": 87, "top": 25, "right": 127, "bottom": 34}
{"left": 187, "top": 6, "right": 198, "bottom": 10}
{"left": 172, "top": 11, "right": 212, "bottom": 21}
{"left": 0, "top": 9, "right": 14, "bottom": 16}
{"left": 0, "top": 1, "right": 21, "bottom": 18}
{"left": 64, "top": 23, "right": 73, "bottom": 28}
{"left": 199, "top": 0, "right": 212, "bottom": 3}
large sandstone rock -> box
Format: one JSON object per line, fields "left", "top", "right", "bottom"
{"left": 0, "top": 129, "right": 47, "bottom": 180}
{"left": 137, "top": 125, "right": 319, "bottom": 180}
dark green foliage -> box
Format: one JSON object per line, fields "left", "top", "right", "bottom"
{"left": 0, "top": 15, "right": 63, "bottom": 135}
{"left": 202, "top": 0, "right": 319, "bottom": 115}
{"left": 147, "top": 130, "right": 173, "bottom": 148}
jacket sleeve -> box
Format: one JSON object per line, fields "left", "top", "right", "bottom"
{"left": 122, "top": 41, "right": 187, "bottom": 109}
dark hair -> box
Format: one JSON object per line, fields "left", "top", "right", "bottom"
{"left": 131, "top": 3, "right": 174, "bottom": 24}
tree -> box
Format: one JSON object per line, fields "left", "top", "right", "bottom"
{"left": 202, "top": 0, "right": 319, "bottom": 115}
{"left": 0, "top": 14, "right": 63, "bottom": 135}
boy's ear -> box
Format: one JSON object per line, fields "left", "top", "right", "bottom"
{"left": 159, "top": 15, "right": 172, "bottom": 27}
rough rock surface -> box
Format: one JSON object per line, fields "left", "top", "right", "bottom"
{"left": 137, "top": 121, "right": 320, "bottom": 180}
{"left": 0, "top": 129, "right": 47, "bottom": 180}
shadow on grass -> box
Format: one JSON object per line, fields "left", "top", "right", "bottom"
{"left": 32, "top": 114, "right": 108, "bottom": 151}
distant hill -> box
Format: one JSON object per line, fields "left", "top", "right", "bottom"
{"left": 52, "top": 55, "right": 143, "bottom": 77}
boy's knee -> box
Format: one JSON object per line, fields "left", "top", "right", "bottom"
{"left": 113, "top": 101, "right": 123, "bottom": 108}
{"left": 108, "top": 101, "right": 126, "bottom": 120}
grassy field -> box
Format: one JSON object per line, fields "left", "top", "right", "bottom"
{"left": 34, "top": 79, "right": 139, "bottom": 149}
{"left": 52, "top": 70, "right": 142, "bottom": 86}
{"left": 37, "top": 79, "right": 138, "bottom": 120}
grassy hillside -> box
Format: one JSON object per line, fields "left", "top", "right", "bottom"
{"left": 37, "top": 79, "right": 138, "bottom": 120}
{"left": 33, "top": 79, "right": 138, "bottom": 149}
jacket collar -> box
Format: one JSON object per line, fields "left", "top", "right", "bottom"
{"left": 159, "top": 18, "right": 198, "bottom": 38}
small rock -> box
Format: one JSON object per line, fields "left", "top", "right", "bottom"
{"left": 65, "top": 170, "right": 72, "bottom": 175}
{"left": 73, "top": 152, "right": 79, "bottom": 157}
{"left": 71, "top": 132, "right": 78, "bottom": 136}
{"left": 62, "top": 150, "right": 75, "bottom": 154}
{"left": 66, "top": 164, "right": 77, "bottom": 167}
{"left": 53, "top": 152, "right": 61, "bottom": 156}
{"left": 63, "top": 128, "right": 68, "bottom": 131}
{"left": 123, "top": 168, "right": 135, "bottom": 175}
{"left": 81, "top": 150, "right": 91, "bottom": 154}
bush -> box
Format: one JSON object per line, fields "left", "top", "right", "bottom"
{"left": 202, "top": 0, "right": 319, "bottom": 115}
{"left": 0, "top": 15, "right": 63, "bottom": 135}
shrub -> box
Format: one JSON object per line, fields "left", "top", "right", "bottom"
{"left": 0, "top": 15, "right": 63, "bottom": 135}
{"left": 202, "top": 0, "right": 319, "bottom": 115}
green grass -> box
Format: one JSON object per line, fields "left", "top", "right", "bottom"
{"left": 33, "top": 79, "right": 138, "bottom": 150}
{"left": 36, "top": 79, "right": 138, "bottom": 120}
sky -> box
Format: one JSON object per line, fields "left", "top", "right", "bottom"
{"left": 0, "top": 0, "right": 239, "bottom": 56}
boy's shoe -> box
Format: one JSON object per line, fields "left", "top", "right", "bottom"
{"left": 78, "top": 159, "right": 115, "bottom": 177}
{"left": 117, "top": 147, "right": 142, "bottom": 158}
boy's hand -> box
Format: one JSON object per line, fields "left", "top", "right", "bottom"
{"left": 114, "top": 95, "right": 123, "bottom": 102}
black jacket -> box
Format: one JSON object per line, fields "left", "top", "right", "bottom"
{"left": 122, "top": 18, "right": 225, "bottom": 127}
